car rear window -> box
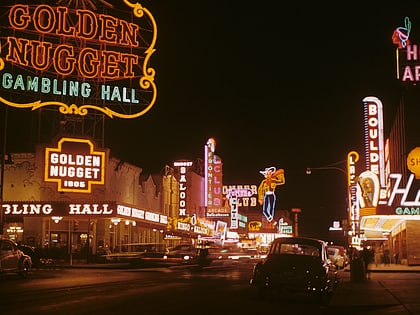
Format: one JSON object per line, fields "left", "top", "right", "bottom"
{"left": 270, "top": 242, "right": 320, "bottom": 257}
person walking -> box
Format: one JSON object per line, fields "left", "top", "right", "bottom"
{"left": 361, "top": 246, "right": 374, "bottom": 280}
{"left": 384, "top": 248, "right": 390, "bottom": 266}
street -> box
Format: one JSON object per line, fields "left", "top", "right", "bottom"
{"left": 0, "top": 263, "right": 419, "bottom": 315}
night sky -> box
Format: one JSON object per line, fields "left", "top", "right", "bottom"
{"left": 3, "top": 1, "right": 420, "bottom": 240}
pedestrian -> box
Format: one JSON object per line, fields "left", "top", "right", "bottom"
{"left": 361, "top": 247, "right": 374, "bottom": 280}
{"left": 394, "top": 252, "right": 399, "bottom": 264}
{"left": 384, "top": 248, "right": 390, "bottom": 266}
{"left": 374, "top": 247, "right": 381, "bottom": 267}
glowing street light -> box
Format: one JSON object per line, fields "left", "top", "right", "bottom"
{"left": 306, "top": 153, "right": 360, "bottom": 246}
{"left": 306, "top": 160, "right": 347, "bottom": 176}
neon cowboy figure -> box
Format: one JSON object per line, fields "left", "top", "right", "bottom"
{"left": 257, "top": 166, "right": 285, "bottom": 222}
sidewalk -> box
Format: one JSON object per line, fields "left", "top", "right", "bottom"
{"left": 329, "top": 271, "right": 401, "bottom": 312}
{"left": 368, "top": 263, "right": 420, "bottom": 272}
{"left": 328, "top": 263, "right": 420, "bottom": 314}
{"left": 344, "top": 263, "right": 420, "bottom": 273}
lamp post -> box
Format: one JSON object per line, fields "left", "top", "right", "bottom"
{"left": 306, "top": 160, "right": 347, "bottom": 176}
{"left": 306, "top": 160, "right": 349, "bottom": 244}
{"left": 306, "top": 152, "right": 360, "bottom": 247}
{"left": 0, "top": 107, "right": 8, "bottom": 238}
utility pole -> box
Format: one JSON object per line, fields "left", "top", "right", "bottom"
{"left": 0, "top": 107, "right": 7, "bottom": 238}
{"left": 292, "top": 208, "right": 301, "bottom": 237}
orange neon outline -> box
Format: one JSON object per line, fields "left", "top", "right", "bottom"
{"left": 33, "top": 5, "right": 56, "bottom": 33}
{"left": 347, "top": 151, "right": 359, "bottom": 186}
{"left": 44, "top": 137, "right": 105, "bottom": 193}
{"left": 1, "top": 1, "right": 157, "bottom": 119}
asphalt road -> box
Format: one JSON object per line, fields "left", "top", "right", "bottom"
{"left": 0, "top": 263, "right": 418, "bottom": 315}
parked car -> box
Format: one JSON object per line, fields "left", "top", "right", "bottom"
{"left": 250, "top": 237, "right": 338, "bottom": 304}
{"left": 327, "top": 247, "right": 345, "bottom": 269}
{"left": 0, "top": 239, "right": 32, "bottom": 278}
{"left": 17, "top": 244, "right": 43, "bottom": 268}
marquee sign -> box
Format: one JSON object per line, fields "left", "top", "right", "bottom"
{"left": 0, "top": 1, "right": 157, "bottom": 118}
{"left": 1, "top": 201, "right": 116, "bottom": 217}
{"left": 347, "top": 151, "right": 360, "bottom": 237}
{"left": 222, "top": 185, "right": 258, "bottom": 207}
{"left": 45, "top": 137, "right": 105, "bottom": 193}
{"left": 205, "top": 138, "right": 228, "bottom": 217}
{"left": 173, "top": 161, "right": 193, "bottom": 217}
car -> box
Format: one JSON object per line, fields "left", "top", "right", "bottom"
{"left": 327, "top": 247, "right": 345, "bottom": 269}
{"left": 17, "top": 244, "right": 44, "bottom": 268}
{"left": 226, "top": 248, "right": 261, "bottom": 262}
{"left": 163, "top": 244, "right": 198, "bottom": 265}
{"left": 250, "top": 237, "right": 338, "bottom": 304}
{"left": 0, "top": 239, "right": 32, "bottom": 278}
{"left": 328, "top": 245, "right": 349, "bottom": 266}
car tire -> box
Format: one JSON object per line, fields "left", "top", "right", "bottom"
{"left": 317, "top": 291, "right": 330, "bottom": 306}
{"left": 19, "top": 261, "right": 30, "bottom": 278}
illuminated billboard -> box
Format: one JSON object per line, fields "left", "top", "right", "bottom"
{"left": 257, "top": 166, "right": 285, "bottom": 222}
{"left": 173, "top": 161, "right": 193, "bottom": 217}
{"left": 205, "top": 138, "right": 228, "bottom": 217}
{"left": 362, "top": 97, "right": 386, "bottom": 194}
{"left": 45, "top": 137, "right": 105, "bottom": 193}
{"left": 392, "top": 16, "right": 420, "bottom": 86}
{"left": 0, "top": 1, "right": 157, "bottom": 118}
{"left": 347, "top": 151, "right": 360, "bottom": 240}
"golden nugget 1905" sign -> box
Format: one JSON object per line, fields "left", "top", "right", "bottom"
{"left": 45, "top": 137, "right": 105, "bottom": 193}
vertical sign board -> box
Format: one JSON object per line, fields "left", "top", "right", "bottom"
{"left": 173, "top": 161, "right": 193, "bottom": 217}
{"left": 362, "top": 97, "right": 387, "bottom": 203}
{"left": 45, "top": 137, "right": 105, "bottom": 193}
{"left": 204, "top": 138, "right": 214, "bottom": 208}
{"left": 0, "top": 1, "right": 157, "bottom": 119}
{"left": 205, "top": 138, "right": 227, "bottom": 218}
{"left": 347, "top": 151, "right": 359, "bottom": 240}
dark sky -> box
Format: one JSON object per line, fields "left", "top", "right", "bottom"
{"left": 3, "top": 1, "right": 420, "bottom": 240}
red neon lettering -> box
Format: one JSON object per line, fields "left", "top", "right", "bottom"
{"left": 31, "top": 41, "right": 53, "bottom": 70}
{"left": 101, "top": 51, "right": 120, "bottom": 78}
{"left": 54, "top": 45, "right": 76, "bottom": 75}
{"left": 78, "top": 48, "right": 100, "bottom": 78}
{"left": 33, "top": 5, "right": 56, "bottom": 33}
{"left": 99, "top": 15, "right": 119, "bottom": 43}
{"left": 8, "top": 5, "right": 30, "bottom": 30}
{"left": 8, "top": 4, "right": 139, "bottom": 47}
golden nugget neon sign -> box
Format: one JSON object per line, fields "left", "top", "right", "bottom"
{"left": 45, "top": 137, "right": 105, "bottom": 193}
{"left": 0, "top": 1, "right": 157, "bottom": 118}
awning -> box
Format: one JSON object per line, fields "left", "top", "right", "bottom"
{"left": 360, "top": 215, "right": 420, "bottom": 239}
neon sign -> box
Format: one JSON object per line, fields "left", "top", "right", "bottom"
{"left": 392, "top": 17, "right": 420, "bottom": 84}
{"left": 0, "top": 1, "right": 157, "bottom": 118}
{"left": 222, "top": 185, "right": 258, "bottom": 207}
{"left": 174, "top": 161, "right": 193, "bottom": 217}
{"left": 205, "top": 138, "right": 227, "bottom": 217}
{"left": 257, "top": 166, "right": 285, "bottom": 222}
{"left": 362, "top": 97, "right": 386, "bottom": 188}
{"left": 1, "top": 201, "right": 116, "bottom": 216}
{"left": 388, "top": 173, "right": 420, "bottom": 206}
{"left": 392, "top": 16, "right": 411, "bottom": 49}
{"left": 347, "top": 151, "right": 360, "bottom": 236}
{"left": 45, "top": 137, "right": 105, "bottom": 193}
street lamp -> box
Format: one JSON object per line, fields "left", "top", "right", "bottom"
{"left": 0, "top": 107, "right": 8, "bottom": 238}
{"left": 306, "top": 160, "right": 347, "bottom": 176}
{"left": 306, "top": 160, "right": 349, "bottom": 245}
